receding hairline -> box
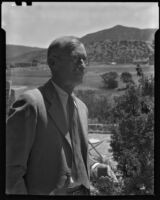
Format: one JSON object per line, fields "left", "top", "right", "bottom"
{"left": 47, "top": 36, "right": 85, "bottom": 67}
{"left": 48, "top": 36, "right": 83, "bottom": 57}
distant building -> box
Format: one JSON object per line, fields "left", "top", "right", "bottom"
{"left": 110, "top": 62, "right": 117, "bottom": 65}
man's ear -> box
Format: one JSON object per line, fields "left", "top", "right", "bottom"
{"left": 52, "top": 56, "right": 60, "bottom": 71}
{"left": 49, "top": 56, "right": 59, "bottom": 72}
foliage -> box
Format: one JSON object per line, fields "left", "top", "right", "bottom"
{"left": 91, "top": 176, "right": 123, "bottom": 195}
{"left": 120, "top": 72, "right": 133, "bottom": 84}
{"left": 107, "top": 78, "right": 118, "bottom": 89}
{"left": 109, "top": 69, "right": 154, "bottom": 195}
{"left": 90, "top": 155, "right": 123, "bottom": 195}
{"left": 86, "top": 40, "right": 154, "bottom": 64}
{"left": 139, "top": 75, "right": 154, "bottom": 97}
{"left": 101, "top": 71, "right": 118, "bottom": 80}
{"left": 136, "top": 64, "right": 144, "bottom": 77}
{"left": 75, "top": 90, "right": 112, "bottom": 123}
{"left": 101, "top": 71, "right": 119, "bottom": 89}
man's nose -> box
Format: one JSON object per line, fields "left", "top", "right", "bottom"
{"left": 79, "top": 58, "right": 86, "bottom": 70}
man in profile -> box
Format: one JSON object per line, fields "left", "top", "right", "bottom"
{"left": 6, "top": 36, "right": 117, "bottom": 195}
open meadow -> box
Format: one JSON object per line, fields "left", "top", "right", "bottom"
{"left": 7, "top": 63, "right": 154, "bottom": 99}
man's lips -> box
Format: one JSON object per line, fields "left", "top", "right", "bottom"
{"left": 73, "top": 66, "right": 86, "bottom": 74}
{"left": 74, "top": 72, "right": 84, "bottom": 77}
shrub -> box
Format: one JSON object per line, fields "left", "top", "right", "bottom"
{"left": 120, "top": 72, "right": 133, "bottom": 84}
{"left": 109, "top": 71, "right": 154, "bottom": 195}
{"left": 139, "top": 75, "right": 154, "bottom": 97}
{"left": 107, "top": 78, "right": 118, "bottom": 89}
{"left": 101, "top": 71, "right": 119, "bottom": 89}
{"left": 75, "top": 90, "right": 112, "bottom": 123}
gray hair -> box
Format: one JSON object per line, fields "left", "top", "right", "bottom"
{"left": 47, "top": 36, "right": 82, "bottom": 69}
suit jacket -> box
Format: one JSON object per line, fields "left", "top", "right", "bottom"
{"left": 6, "top": 79, "right": 90, "bottom": 195}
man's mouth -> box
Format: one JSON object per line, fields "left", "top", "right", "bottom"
{"left": 73, "top": 66, "right": 85, "bottom": 75}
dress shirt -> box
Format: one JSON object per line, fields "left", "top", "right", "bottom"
{"left": 51, "top": 81, "right": 75, "bottom": 184}
{"left": 51, "top": 81, "right": 99, "bottom": 183}
{"left": 51, "top": 81, "right": 70, "bottom": 128}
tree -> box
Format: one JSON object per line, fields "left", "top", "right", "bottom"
{"left": 136, "top": 64, "right": 144, "bottom": 77}
{"left": 109, "top": 69, "right": 154, "bottom": 195}
{"left": 101, "top": 71, "right": 118, "bottom": 89}
{"left": 120, "top": 72, "right": 133, "bottom": 84}
{"left": 75, "top": 90, "right": 112, "bottom": 123}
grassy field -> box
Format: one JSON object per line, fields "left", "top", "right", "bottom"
{"left": 7, "top": 63, "right": 154, "bottom": 97}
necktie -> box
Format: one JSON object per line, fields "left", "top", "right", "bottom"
{"left": 67, "top": 95, "right": 90, "bottom": 189}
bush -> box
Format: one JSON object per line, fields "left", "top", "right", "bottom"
{"left": 120, "top": 72, "right": 133, "bottom": 84}
{"left": 75, "top": 90, "right": 112, "bottom": 123}
{"left": 90, "top": 155, "right": 123, "bottom": 195}
{"left": 101, "top": 71, "right": 119, "bottom": 89}
{"left": 101, "top": 71, "right": 118, "bottom": 81}
{"left": 139, "top": 75, "right": 154, "bottom": 97}
{"left": 107, "top": 78, "right": 118, "bottom": 89}
{"left": 109, "top": 72, "right": 154, "bottom": 195}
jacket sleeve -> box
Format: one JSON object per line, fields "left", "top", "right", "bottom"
{"left": 6, "top": 97, "right": 37, "bottom": 194}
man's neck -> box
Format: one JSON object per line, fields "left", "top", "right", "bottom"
{"left": 51, "top": 77, "right": 74, "bottom": 95}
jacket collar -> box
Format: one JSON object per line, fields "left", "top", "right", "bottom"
{"left": 39, "top": 79, "right": 73, "bottom": 149}
{"left": 39, "top": 79, "right": 89, "bottom": 174}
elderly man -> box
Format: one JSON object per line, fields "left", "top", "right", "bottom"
{"left": 6, "top": 36, "right": 117, "bottom": 195}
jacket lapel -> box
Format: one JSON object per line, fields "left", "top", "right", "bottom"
{"left": 39, "top": 79, "right": 72, "bottom": 151}
{"left": 74, "top": 96, "right": 88, "bottom": 148}
{"left": 73, "top": 96, "right": 89, "bottom": 176}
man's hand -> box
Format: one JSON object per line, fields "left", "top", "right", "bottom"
{"left": 91, "top": 163, "right": 118, "bottom": 183}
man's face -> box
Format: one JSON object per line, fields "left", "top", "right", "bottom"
{"left": 54, "top": 43, "right": 88, "bottom": 87}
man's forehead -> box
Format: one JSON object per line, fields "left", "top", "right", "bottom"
{"left": 59, "top": 43, "right": 86, "bottom": 58}
{"left": 48, "top": 36, "right": 87, "bottom": 57}
{"left": 71, "top": 44, "right": 87, "bottom": 56}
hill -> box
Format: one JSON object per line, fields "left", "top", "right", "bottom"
{"left": 6, "top": 44, "right": 44, "bottom": 61}
{"left": 80, "top": 25, "right": 156, "bottom": 45}
{"left": 85, "top": 40, "right": 154, "bottom": 65}
{"left": 6, "top": 25, "right": 156, "bottom": 66}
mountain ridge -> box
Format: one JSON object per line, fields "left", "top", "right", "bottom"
{"left": 80, "top": 25, "right": 156, "bottom": 44}
{"left": 6, "top": 25, "right": 156, "bottom": 65}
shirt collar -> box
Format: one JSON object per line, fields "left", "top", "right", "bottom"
{"left": 51, "top": 80, "right": 69, "bottom": 102}
{"left": 51, "top": 80, "right": 77, "bottom": 108}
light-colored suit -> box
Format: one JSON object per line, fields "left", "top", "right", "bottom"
{"left": 6, "top": 79, "right": 90, "bottom": 195}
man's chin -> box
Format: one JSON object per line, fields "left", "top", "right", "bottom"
{"left": 72, "top": 79, "right": 83, "bottom": 88}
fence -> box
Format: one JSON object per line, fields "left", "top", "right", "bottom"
{"left": 88, "top": 123, "right": 117, "bottom": 134}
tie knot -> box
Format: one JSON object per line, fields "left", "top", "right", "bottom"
{"left": 68, "top": 94, "right": 75, "bottom": 131}
{"left": 68, "top": 95, "right": 75, "bottom": 113}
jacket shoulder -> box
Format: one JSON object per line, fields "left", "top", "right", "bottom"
{"left": 19, "top": 88, "right": 42, "bottom": 106}
{"left": 9, "top": 89, "right": 42, "bottom": 113}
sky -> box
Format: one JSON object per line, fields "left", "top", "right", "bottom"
{"left": 2, "top": 2, "right": 159, "bottom": 48}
